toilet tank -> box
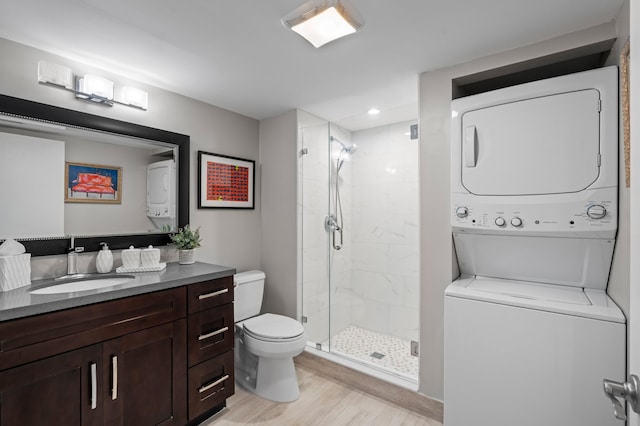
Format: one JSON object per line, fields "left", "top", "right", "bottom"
{"left": 234, "top": 270, "right": 266, "bottom": 321}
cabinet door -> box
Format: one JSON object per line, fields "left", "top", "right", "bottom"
{"left": 103, "top": 320, "right": 187, "bottom": 426}
{"left": 0, "top": 345, "right": 103, "bottom": 426}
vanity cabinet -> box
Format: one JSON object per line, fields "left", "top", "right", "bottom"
{"left": 0, "top": 274, "right": 235, "bottom": 426}
{"left": 186, "top": 276, "right": 235, "bottom": 421}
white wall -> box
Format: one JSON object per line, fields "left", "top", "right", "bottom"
{"left": 0, "top": 37, "right": 261, "bottom": 277}
{"left": 418, "top": 22, "right": 619, "bottom": 401}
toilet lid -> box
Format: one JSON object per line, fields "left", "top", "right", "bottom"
{"left": 242, "top": 313, "right": 305, "bottom": 340}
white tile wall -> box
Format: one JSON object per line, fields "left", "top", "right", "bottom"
{"left": 351, "top": 121, "right": 420, "bottom": 342}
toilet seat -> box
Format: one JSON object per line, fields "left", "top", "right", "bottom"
{"left": 242, "top": 313, "right": 305, "bottom": 342}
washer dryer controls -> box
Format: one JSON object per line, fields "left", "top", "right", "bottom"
{"left": 456, "top": 206, "right": 469, "bottom": 218}
{"left": 495, "top": 217, "right": 506, "bottom": 227}
{"left": 587, "top": 204, "right": 607, "bottom": 219}
{"left": 511, "top": 217, "right": 523, "bottom": 227}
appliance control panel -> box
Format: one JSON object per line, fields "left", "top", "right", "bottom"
{"left": 147, "top": 206, "right": 174, "bottom": 218}
{"left": 451, "top": 189, "right": 617, "bottom": 238}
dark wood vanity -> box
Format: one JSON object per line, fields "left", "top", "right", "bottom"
{"left": 0, "top": 272, "right": 235, "bottom": 426}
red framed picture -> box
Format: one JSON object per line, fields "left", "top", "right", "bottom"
{"left": 198, "top": 151, "right": 255, "bottom": 209}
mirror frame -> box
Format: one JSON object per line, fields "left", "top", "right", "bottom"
{"left": 0, "top": 94, "right": 190, "bottom": 256}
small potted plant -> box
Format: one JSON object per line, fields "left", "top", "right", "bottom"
{"left": 170, "top": 225, "right": 202, "bottom": 265}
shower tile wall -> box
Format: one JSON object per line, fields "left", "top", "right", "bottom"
{"left": 350, "top": 121, "right": 420, "bottom": 342}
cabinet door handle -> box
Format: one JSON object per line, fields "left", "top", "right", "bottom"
{"left": 111, "top": 355, "right": 118, "bottom": 400}
{"left": 199, "top": 374, "right": 229, "bottom": 394}
{"left": 90, "top": 362, "right": 97, "bottom": 410}
{"left": 198, "top": 326, "right": 229, "bottom": 341}
{"left": 198, "top": 288, "right": 229, "bottom": 300}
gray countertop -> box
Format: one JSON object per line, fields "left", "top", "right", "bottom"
{"left": 0, "top": 261, "right": 236, "bottom": 322}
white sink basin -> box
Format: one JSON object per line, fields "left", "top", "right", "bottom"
{"left": 31, "top": 275, "right": 135, "bottom": 294}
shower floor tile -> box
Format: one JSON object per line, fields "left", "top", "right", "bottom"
{"left": 327, "top": 325, "right": 418, "bottom": 380}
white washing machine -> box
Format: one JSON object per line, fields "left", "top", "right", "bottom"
{"left": 445, "top": 66, "right": 626, "bottom": 426}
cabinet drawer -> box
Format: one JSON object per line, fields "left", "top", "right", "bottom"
{"left": 188, "top": 351, "right": 234, "bottom": 421}
{"left": 0, "top": 287, "right": 186, "bottom": 371}
{"left": 188, "top": 303, "right": 234, "bottom": 367}
{"left": 187, "top": 276, "right": 234, "bottom": 314}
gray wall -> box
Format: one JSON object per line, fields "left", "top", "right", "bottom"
{"left": 0, "top": 37, "right": 261, "bottom": 278}
{"left": 259, "top": 110, "right": 298, "bottom": 318}
{"left": 418, "top": 21, "right": 621, "bottom": 400}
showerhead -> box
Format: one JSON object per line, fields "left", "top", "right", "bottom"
{"left": 331, "top": 136, "right": 357, "bottom": 155}
{"left": 342, "top": 144, "right": 357, "bottom": 155}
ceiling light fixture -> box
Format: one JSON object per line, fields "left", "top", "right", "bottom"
{"left": 368, "top": 108, "right": 380, "bottom": 115}
{"left": 283, "top": 1, "right": 361, "bottom": 48}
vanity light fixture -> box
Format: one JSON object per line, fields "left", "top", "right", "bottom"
{"left": 283, "top": 0, "right": 361, "bottom": 48}
{"left": 37, "top": 61, "right": 148, "bottom": 111}
{"left": 121, "top": 86, "right": 149, "bottom": 110}
{"left": 76, "top": 74, "right": 114, "bottom": 105}
{"left": 37, "top": 61, "right": 73, "bottom": 89}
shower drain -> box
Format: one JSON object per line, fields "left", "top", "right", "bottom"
{"left": 370, "top": 352, "right": 385, "bottom": 359}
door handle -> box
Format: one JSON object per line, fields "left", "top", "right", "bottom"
{"left": 464, "top": 125, "right": 477, "bottom": 167}
{"left": 90, "top": 362, "right": 97, "bottom": 410}
{"left": 333, "top": 225, "right": 342, "bottom": 251}
{"left": 111, "top": 355, "right": 118, "bottom": 400}
{"left": 603, "top": 374, "right": 640, "bottom": 420}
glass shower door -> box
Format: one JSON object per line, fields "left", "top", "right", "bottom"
{"left": 299, "top": 118, "right": 331, "bottom": 351}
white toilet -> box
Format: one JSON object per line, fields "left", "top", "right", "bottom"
{"left": 233, "top": 270, "right": 306, "bottom": 402}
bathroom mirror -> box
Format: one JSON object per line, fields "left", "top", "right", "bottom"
{"left": 0, "top": 94, "right": 189, "bottom": 256}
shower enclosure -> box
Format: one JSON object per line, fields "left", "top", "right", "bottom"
{"left": 297, "top": 111, "right": 420, "bottom": 384}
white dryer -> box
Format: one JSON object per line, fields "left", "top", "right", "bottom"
{"left": 445, "top": 66, "right": 625, "bottom": 426}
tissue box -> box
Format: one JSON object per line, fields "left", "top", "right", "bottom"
{"left": 0, "top": 254, "right": 31, "bottom": 292}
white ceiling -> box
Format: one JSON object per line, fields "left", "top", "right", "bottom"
{"left": 0, "top": 0, "right": 624, "bottom": 131}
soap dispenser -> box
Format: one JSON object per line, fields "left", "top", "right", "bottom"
{"left": 96, "top": 242, "right": 113, "bottom": 274}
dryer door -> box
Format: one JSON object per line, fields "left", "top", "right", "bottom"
{"left": 460, "top": 89, "right": 601, "bottom": 196}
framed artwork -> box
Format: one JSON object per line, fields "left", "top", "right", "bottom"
{"left": 198, "top": 151, "right": 255, "bottom": 209}
{"left": 65, "top": 162, "right": 122, "bottom": 204}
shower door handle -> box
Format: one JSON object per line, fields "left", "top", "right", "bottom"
{"left": 333, "top": 226, "right": 342, "bottom": 250}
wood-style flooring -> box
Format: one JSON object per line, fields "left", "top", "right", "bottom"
{"left": 201, "top": 364, "right": 442, "bottom": 426}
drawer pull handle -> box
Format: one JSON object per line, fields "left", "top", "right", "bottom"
{"left": 90, "top": 362, "right": 97, "bottom": 410}
{"left": 111, "top": 355, "right": 118, "bottom": 400}
{"left": 198, "top": 288, "right": 229, "bottom": 300}
{"left": 199, "top": 326, "right": 229, "bottom": 341}
{"left": 199, "top": 374, "right": 229, "bottom": 394}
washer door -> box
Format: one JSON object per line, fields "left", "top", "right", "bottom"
{"left": 460, "top": 89, "right": 601, "bottom": 196}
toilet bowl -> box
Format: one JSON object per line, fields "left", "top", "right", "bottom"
{"left": 234, "top": 271, "right": 307, "bottom": 402}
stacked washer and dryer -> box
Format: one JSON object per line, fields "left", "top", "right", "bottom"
{"left": 444, "top": 66, "right": 626, "bottom": 425}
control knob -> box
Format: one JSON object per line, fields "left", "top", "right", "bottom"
{"left": 587, "top": 204, "right": 607, "bottom": 220}
{"left": 511, "top": 217, "right": 523, "bottom": 228}
{"left": 455, "top": 207, "right": 469, "bottom": 218}
{"left": 495, "top": 217, "right": 506, "bottom": 227}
